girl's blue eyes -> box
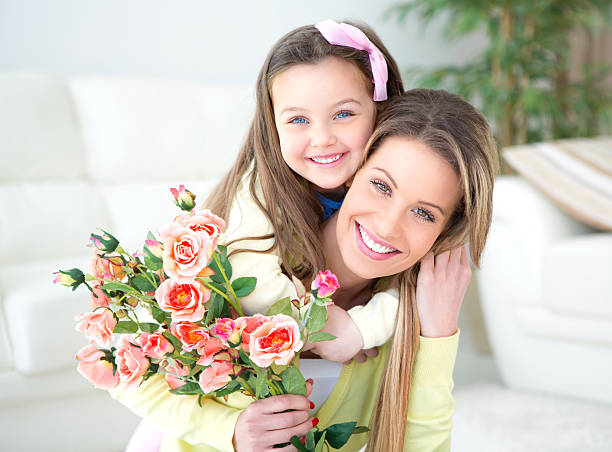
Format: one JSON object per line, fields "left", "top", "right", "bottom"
{"left": 288, "top": 111, "right": 353, "bottom": 124}
{"left": 370, "top": 179, "right": 436, "bottom": 223}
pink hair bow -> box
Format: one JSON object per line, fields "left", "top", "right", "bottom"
{"left": 315, "top": 19, "right": 389, "bottom": 101}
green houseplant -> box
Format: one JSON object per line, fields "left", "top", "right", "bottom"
{"left": 387, "top": 0, "right": 612, "bottom": 148}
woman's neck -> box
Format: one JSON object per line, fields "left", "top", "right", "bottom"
{"left": 321, "top": 214, "right": 373, "bottom": 310}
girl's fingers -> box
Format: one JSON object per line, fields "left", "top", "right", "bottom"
{"left": 364, "top": 347, "right": 379, "bottom": 358}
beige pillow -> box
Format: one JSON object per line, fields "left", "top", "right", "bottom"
{"left": 503, "top": 137, "right": 612, "bottom": 231}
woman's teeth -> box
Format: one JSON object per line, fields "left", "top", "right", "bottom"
{"left": 358, "top": 224, "right": 397, "bottom": 254}
{"left": 311, "top": 153, "right": 342, "bottom": 164}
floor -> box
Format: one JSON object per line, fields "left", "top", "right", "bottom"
{"left": 452, "top": 314, "right": 612, "bottom": 452}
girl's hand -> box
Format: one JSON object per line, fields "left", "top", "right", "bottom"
{"left": 416, "top": 245, "right": 471, "bottom": 338}
{"left": 233, "top": 381, "right": 316, "bottom": 451}
{"left": 302, "top": 304, "right": 364, "bottom": 363}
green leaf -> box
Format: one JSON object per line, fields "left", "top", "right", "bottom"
{"left": 132, "top": 274, "right": 156, "bottom": 292}
{"left": 113, "top": 321, "right": 138, "bottom": 334}
{"left": 204, "top": 292, "right": 222, "bottom": 324}
{"left": 280, "top": 366, "right": 306, "bottom": 396}
{"left": 214, "top": 379, "right": 241, "bottom": 397}
{"left": 305, "top": 303, "right": 327, "bottom": 333}
{"left": 323, "top": 421, "right": 357, "bottom": 449}
{"left": 289, "top": 437, "right": 310, "bottom": 452}
{"left": 208, "top": 251, "right": 232, "bottom": 284}
{"left": 163, "top": 331, "right": 183, "bottom": 351}
{"left": 265, "top": 297, "right": 293, "bottom": 316}
{"left": 144, "top": 253, "right": 162, "bottom": 271}
{"left": 255, "top": 369, "right": 270, "bottom": 399}
{"left": 169, "top": 381, "right": 201, "bottom": 395}
{"left": 314, "top": 430, "right": 326, "bottom": 452}
{"left": 305, "top": 428, "right": 316, "bottom": 449}
{"left": 151, "top": 304, "right": 166, "bottom": 324}
{"left": 231, "top": 277, "right": 257, "bottom": 298}
{"left": 139, "top": 322, "right": 160, "bottom": 333}
{"left": 239, "top": 350, "right": 255, "bottom": 368}
{"left": 101, "top": 281, "right": 137, "bottom": 293}
{"left": 307, "top": 332, "right": 336, "bottom": 344}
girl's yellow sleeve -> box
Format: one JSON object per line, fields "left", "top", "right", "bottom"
{"left": 347, "top": 288, "right": 399, "bottom": 349}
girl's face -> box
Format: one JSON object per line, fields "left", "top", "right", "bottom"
{"left": 271, "top": 56, "right": 376, "bottom": 193}
{"left": 335, "top": 136, "right": 462, "bottom": 279}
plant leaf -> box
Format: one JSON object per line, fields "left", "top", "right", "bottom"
{"left": 214, "top": 379, "right": 241, "bottom": 397}
{"left": 231, "top": 277, "right": 257, "bottom": 298}
{"left": 139, "top": 322, "right": 160, "bottom": 333}
{"left": 113, "top": 321, "right": 138, "bottom": 334}
{"left": 305, "top": 303, "right": 327, "bottom": 333}
{"left": 323, "top": 421, "right": 357, "bottom": 449}
{"left": 280, "top": 366, "right": 306, "bottom": 396}
{"left": 307, "top": 332, "right": 336, "bottom": 344}
{"left": 132, "top": 274, "right": 156, "bottom": 292}
{"left": 169, "top": 381, "right": 201, "bottom": 395}
{"left": 265, "top": 297, "right": 292, "bottom": 316}
{"left": 255, "top": 368, "right": 270, "bottom": 399}
{"left": 151, "top": 304, "right": 166, "bottom": 323}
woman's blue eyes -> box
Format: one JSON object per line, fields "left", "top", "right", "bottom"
{"left": 370, "top": 179, "right": 436, "bottom": 223}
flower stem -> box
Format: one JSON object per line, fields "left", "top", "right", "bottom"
{"left": 213, "top": 254, "right": 243, "bottom": 317}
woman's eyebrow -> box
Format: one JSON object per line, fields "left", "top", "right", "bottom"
{"left": 373, "top": 167, "right": 446, "bottom": 216}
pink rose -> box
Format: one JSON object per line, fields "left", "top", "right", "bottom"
{"left": 174, "top": 209, "right": 225, "bottom": 250}
{"left": 155, "top": 279, "right": 209, "bottom": 322}
{"left": 195, "top": 336, "right": 224, "bottom": 366}
{"left": 76, "top": 344, "right": 119, "bottom": 389}
{"left": 235, "top": 314, "right": 268, "bottom": 352}
{"left": 115, "top": 336, "right": 150, "bottom": 389}
{"left": 134, "top": 332, "right": 174, "bottom": 359}
{"left": 90, "top": 281, "right": 110, "bottom": 309}
{"left": 159, "top": 222, "right": 214, "bottom": 283}
{"left": 210, "top": 318, "right": 241, "bottom": 346}
{"left": 162, "top": 360, "right": 190, "bottom": 389}
{"left": 311, "top": 270, "right": 340, "bottom": 298}
{"left": 90, "top": 250, "right": 126, "bottom": 280}
{"left": 75, "top": 308, "right": 117, "bottom": 348}
{"left": 198, "top": 360, "right": 234, "bottom": 393}
{"left": 171, "top": 321, "right": 210, "bottom": 352}
{"left": 248, "top": 314, "right": 303, "bottom": 368}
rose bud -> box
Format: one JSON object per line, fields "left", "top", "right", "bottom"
{"left": 311, "top": 270, "right": 340, "bottom": 299}
{"left": 170, "top": 185, "right": 196, "bottom": 212}
{"left": 144, "top": 239, "right": 163, "bottom": 260}
{"left": 53, "top": 268, "right": 85, "bottom": 291}
{"left": 89, "top": 229, "right": 120, "bottom": 253}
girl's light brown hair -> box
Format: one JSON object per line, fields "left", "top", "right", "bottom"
{"left": 205, "top": 21, "right": 404, "bottom": 281}
{"left": 364, "top": 89, "right": 499, "bottom": 451}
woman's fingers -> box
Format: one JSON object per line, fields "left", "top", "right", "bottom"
{"left": 256, "top": 394, "right": 312, "bottom": 414}
{"left": 266, "top": 415, "right": 318, "bottom": 446}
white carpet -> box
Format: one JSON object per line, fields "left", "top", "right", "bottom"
{"left": 452, "top": 383, "right": 612, "bottom": 452}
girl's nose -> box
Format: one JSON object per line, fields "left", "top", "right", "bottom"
{"left": 310, "top": 123, "right": 336, "bottom": 148}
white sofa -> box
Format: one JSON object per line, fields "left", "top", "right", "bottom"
{"left": 476, "top": 175, "right": 612, "bottom": 404}
{"left": 0, "top": 73, "right": 254, "bottom": 451}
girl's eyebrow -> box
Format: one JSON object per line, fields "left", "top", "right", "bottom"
{"left": 372, "top": 167, "right": 446, "bottom": 216}
{"left": 279, "top": 98, "right": 362, "bottom": 116}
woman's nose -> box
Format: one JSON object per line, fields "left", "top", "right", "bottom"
{"left": 310, "top": 123, "right": 336, "bottom": 148}
{"left": 373, "top": 206, "right": 405, "bottom": 242}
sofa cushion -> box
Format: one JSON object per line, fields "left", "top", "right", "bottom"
{"left": 0, "top": 73, "right": 86, "bottom": 182}
{"left": 69, "top": 77, "right": 253, "bottom": 183}
{"left": 0, "top": 182, "right": 111, "bottom": 265}
{"left": 542, "top": 233, "right": 612, "bottom": 318}
{"left": 97, "top": 179, "right": 219, "bottom": 251}
{"left": 0, "top": 258, "right": 90, "bottom": 375}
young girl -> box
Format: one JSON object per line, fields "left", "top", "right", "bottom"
{"left": 115, "top": 88, "right": 498, "bottom": 452}
{"left": 206, "top": 19, "right": 406, "bottom": 360}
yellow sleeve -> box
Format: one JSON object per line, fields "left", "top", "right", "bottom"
{"left": 347, "top": 288, "right": 399, "bottom": 349}
{"left": 224, "top": 174, "right": 298, "bottom": 315}
{"left": 404, "top": 331, "right": 459, "bottom": 452}
{"left": 109, "top": 375, "right": 247, "bottom": 451}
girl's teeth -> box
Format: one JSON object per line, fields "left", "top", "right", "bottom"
{"left": 311, "top": 154, "right": 342, "bottom": 164}
{"left": 358, "top": 224, "right": 397, "bottom": 254}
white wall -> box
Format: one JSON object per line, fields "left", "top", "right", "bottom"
{"left": 0, "top": 0, "right": 487, "bottom": 85}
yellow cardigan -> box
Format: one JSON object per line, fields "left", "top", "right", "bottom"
{"left": 110, "top": 332, "right": 458, "bottom": 452}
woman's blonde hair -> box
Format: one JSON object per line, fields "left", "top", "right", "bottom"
{"left": 365, "top": 89, "right": 499, "bottom": 451}
{"left": 205, "top": 22, "right": 404, "bottom": 281}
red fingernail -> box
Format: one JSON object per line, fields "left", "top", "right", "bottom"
{"left": 309, "top": 401, "right": 315, "bottom": 409}
{"left": 312, "top": 417, "right": 319, "bottom": 427}
{"left": 306, "top": 378, "right": 313, "bottom": 384}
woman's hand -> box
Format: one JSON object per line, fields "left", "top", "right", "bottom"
{"left": 233, "top": 380, "right": 316, "bottom": 451}
{"left": 416, "top": 245, "right": 471, "bottom": 338}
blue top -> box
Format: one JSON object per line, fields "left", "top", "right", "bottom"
{"left": 315, "top": 191, "right": 345, "bottom": 221}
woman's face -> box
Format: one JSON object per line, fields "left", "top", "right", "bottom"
{"left": 335, "top": 136, "right": 462, "bottom": 279}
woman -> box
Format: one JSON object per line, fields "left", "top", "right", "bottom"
{"left": 113, "top": 89, "right": 498, "bottom": 452}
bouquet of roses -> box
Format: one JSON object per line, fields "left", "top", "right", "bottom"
{"left": 54, "top": 185, "right": 366, "bottom": 451}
